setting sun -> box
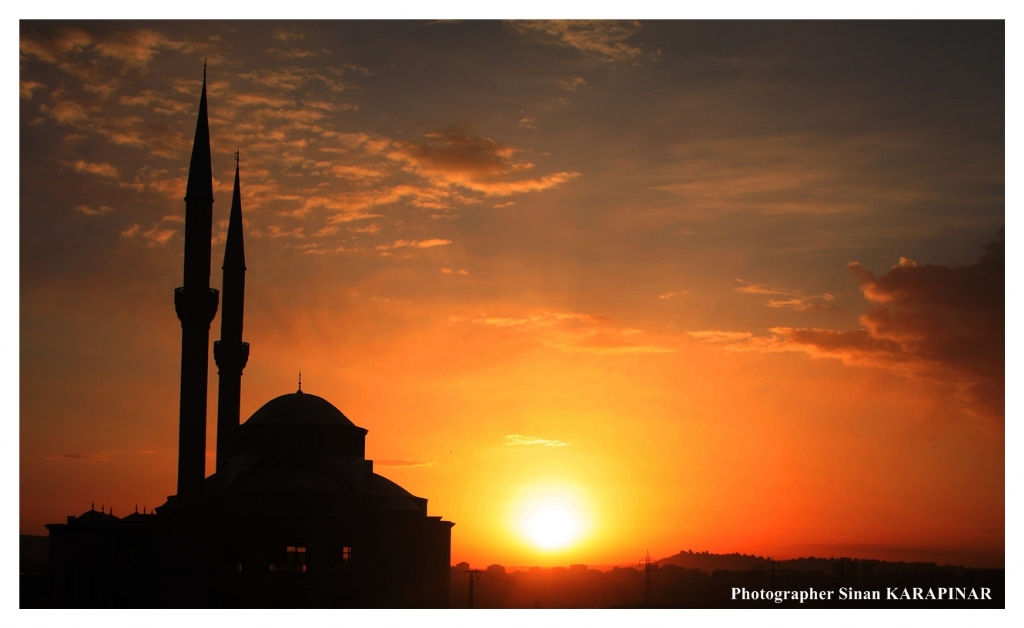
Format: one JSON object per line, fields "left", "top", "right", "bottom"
{"left": 523, "top": 500, "right": 582, "bottom": 550}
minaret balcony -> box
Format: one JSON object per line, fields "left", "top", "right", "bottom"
{"left": 174, "top": 287, "right": 220, "bottom": 327}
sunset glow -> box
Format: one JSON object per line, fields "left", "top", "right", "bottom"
{"left": 19, "top": 20, "right": 1003, "bottom": 573}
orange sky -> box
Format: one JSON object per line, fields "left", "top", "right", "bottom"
{"left": 19, "top": 21, "right": 1004, "bottom": 569}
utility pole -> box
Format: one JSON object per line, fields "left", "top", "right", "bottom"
{"left": 467, "top": 569, "right": 480, "bottom": 608}
{"left": 639, "top": 550, "right": 658, "bottom": 607}
{"left": 770, "top": 556, "right": 776, "bottom": 589}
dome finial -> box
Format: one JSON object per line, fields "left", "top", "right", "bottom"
{"left": 297, "top": 371, "right": 302, "bottom": 393}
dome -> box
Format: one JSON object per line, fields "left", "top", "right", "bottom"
{"left": 215, "top": 390, "right": 426, "bottom": 513}
{"left": 244, "top": 390, "right": 357, "bottom": 427}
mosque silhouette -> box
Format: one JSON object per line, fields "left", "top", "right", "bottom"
{"left": 44, "top": 70, "right": 454, "bottom": 608}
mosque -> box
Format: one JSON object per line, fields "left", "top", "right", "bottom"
{"left": 44, "top": 72, "right": 454, "bottom": 608}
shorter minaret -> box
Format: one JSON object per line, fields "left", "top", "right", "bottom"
{"left": 214, "top": 150, "right": 249, "bottom": 472}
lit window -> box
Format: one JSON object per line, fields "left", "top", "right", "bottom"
{"left": 272, "top": 546, "right": 307, "bottom": 572}
{"left": 335, "top": 546, "right": 353, "bottom": 572}
{"left": 288, "top": 546, "right": 306, "bottom": 564}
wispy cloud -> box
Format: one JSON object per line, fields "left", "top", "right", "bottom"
{"left": 69, "top": 159, "right": 120, "bottom": 179}
{"left": 734, "top": 279, "right": 842, "bottom": 313}
{"left": 120, "top": 222, "right": 177, "bottom": 246}
{"left": 510, "top": 20, "right": 644, "bottom": 62}
{"left": 560, "top": 77, "right": 587, "bottom": 90}
{"left": 376, "top": 238, "right": 451, "bottom": 250}
{"left": 463, "top": 311, "right": 675, "bottom": 355}
{"left": 46, "top": 453, "right": 107, "bottom": 461}
{"left": 74, "top": 204, "right": 115, "bottom": 216}
{"left": 518, "top": 117, "right": 538, "bottom": 130}
{"left": 383, "top": 128, "right": 579, "bottom": 197}
{"left": 686, "top": 330, "right": 754, "bottom": 343}
{"left": 505, "top": 434, "right": 570, "bottom": 447}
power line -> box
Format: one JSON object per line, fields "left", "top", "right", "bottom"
{"left": 20, "top": 486, "right": 135, "bottom": 514}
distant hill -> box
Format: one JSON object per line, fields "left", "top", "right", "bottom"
{"left": 656, "top": 549, "right": 979, "bottom": 574}
{"left": 657, "top": 549, "right": 771, "bottom": 573}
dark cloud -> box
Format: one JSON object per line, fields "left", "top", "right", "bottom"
{"left": 690, "top": 240, "right": 1003, "bottom": 420}
{"left": 780, "top": 241, "right": 1004, "bottom": 420}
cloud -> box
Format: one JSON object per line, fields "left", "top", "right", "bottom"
{"left": 692, "top": 241, "right": 1005, "bottom": 420}
{"left": 74, "top": 204, "right": 115, "bottom": 216}
{"left": 560, "top": 77, "right": 587, "bottom": 90}
{"left": 651, "top": 131, "right": 999, "bottom": 219}
{"left": 70, "top": 159, "right": 120, "bottom": 179}
{"left": 273, "top": 29, "right": 305, "bottom": 42}
{"left": 20, "top": 80, "right": 45, "bottom": 100}
{"left": 374, "top": 459, "right": 436, "bottom": 468}
{"left": 734, "top": 279, "right": 842, "bottom": 313}
{"left": 441, "top": 268, "right": 468, "bottom": 275}
{"left": 330, "top": 164, "right": 387, "bottom": 180}
{"left": 119, "top": 90, "right": 192, "bottom": 115}
{"left": 141, "top": 225, "right": 177, "bottom": 245}
{"left": 376, "top": 238, "right": 451, "bottom": 250}
{"left": 349, "top": 223, "right": 380, "bottom": 234}
{"left": 21, "top": 26, "right": 579, "bottom": 263}
{"left": 658, "top": 290, "right": 688, "bottom": 300}
{"left": 518, "top": 117, "right": 538, "bottom": 130}
{"left": 92, "top": 29, "right": 190, "bottom": 68}
{"left": 506, "top": 434, "right": 570, "bottom": 447}
{"left": 20, "top": 27, "right": 94, "bottom": 64}
{"left": 120, "top": 222, "right": 177, "bottom": 246}
{"left": 466, "top": 311, "right": 675, "bottom": 355}
{"left": 510, "top": 20, "right": 644, "bottom": 62}
{"left": 384, "top": 128, "right": 579, "bottom": 197}
{"left": 21, "top": 26, "right": 190, "bottom": 70}
{"left": 48, "top": 101, "right": 89, "bottom": 124}
{"left": 687, "top": 330, "right": 755, "bottom": 343}
{"left": 46, "top": 453, "right": 106, "bottom": 461}
{"left": 232, "top": 92, "right": 294, "bottom": 109}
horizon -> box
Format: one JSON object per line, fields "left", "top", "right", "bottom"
{"left": 19, "top": 21, "right": 1004, "bottom": 572}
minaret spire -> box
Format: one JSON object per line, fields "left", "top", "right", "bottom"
{"left": 174, "top": 68, "right": 219, "bottom": 500}
{"left": 214, "top": 150, "right": 249, "bottom": 473}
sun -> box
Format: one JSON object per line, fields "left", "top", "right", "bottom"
{"left": 522, "top": 499, "right": 583, "bottom": 550}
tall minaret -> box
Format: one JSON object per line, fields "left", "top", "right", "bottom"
{"left": 214, "top": 151, "right": 249, "bottom": 472}
{"left": 174, "top": 67, "right": 219, "bottom": 500}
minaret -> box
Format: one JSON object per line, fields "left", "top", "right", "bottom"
{"left": 174, "top": 67, "right": 219, "bottom": 500}
{"left": 214, "top": 150, "right": 249, "bottom": 472}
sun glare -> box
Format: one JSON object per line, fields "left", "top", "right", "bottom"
{"left": 522, "top": 499, "right": 582, "bottom": 550}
